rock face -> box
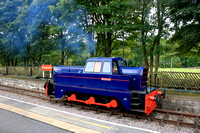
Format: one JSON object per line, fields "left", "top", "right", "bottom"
{"left": 0, "top": 76, "right": 46, "bottom": 91}
{"left": 0, "top": 75, "right": 199, "bottom": 114}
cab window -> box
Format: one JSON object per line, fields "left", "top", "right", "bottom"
{"left": 112, "top": 61, "right": 119, "bottom": 74}
{"left": 118, "top": 60, "right": 127, "bottom": 67}
{"left": 85, "top": 61, "right": 102, "bottom": 73}
{"left": 94, "top": 62, "right": 102, "bottom": 72}
{"left": 103, "top": 62, "right": 111, "bottom": 73}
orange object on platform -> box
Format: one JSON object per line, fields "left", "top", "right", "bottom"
{"left": 67, "top": 94, "right": 118, "bottom": 108}
{"left": 145, "top": 89, "right": 159, "bottom": 115}
{"left": 41, "top": 65, "right": 53, "bottom": 71}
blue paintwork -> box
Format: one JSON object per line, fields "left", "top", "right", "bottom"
{"left": 120, "top": 67, "right": 147, "bottom": 91}
{"left": 53, "top": 57, "right": 147, "bottom": 110}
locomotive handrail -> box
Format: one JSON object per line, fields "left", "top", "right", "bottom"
{"left": 147, "top": 74, "right": 160, "bottom": 94}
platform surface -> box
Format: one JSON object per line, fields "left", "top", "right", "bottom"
{"left": 0, "top": 95, "right": 157, "bottom": 133}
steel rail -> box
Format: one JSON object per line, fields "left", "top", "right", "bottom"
{"left": 155, "top": 109, "right": 200, "bottom": 118}
{"left": 0, "top": 84, "right": 46, "bottom": 94}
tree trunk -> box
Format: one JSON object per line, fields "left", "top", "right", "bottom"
{"left": 154, "top": 40, "right": 160, "bottom": 74}
{"left": 149, "top": 52, "right": 153, "bottom": 74}
{"left": 154, "top": 0, "right": 162, "bottom": 75}
{"left": 14, "top": 59, "right": 17, "bottom": 66}
{"left": 7, "top": 59, "right": 10, "bottom": 66}
{"left": 32, "top": 59, "right": 35, "bottom": 67}
{"left": 61, "top": 45, "right": 65, "bottom": 65}
{"left": 10, "top": 58, "right": 14, "bottom": 66}
{"left": 141, "top": 0, "right": 149, "bottom": 69}
{"left": 155, "top": 53, "right": 160, "bottom": 74}
{"left": 60, "top": 32, "right": 65, "bottom": 65}
{"left": 24, "top": 58, "right": 27, "bottom": 67}
{"left": 101, "top": 32, "right": 107, "bottom": 57}
{"left": 26, "top": 60, "right": 29, "bottom": 67}
{"left": 141, "top": 0, "right": 149, "bottom": 70}
{"left": 107, "top": 32, "right": 112, "bottom": 57}
{"left": 149, "top": 41, "right": 156, "bottom": 74}
{"left": 38, "top": 56, "right": 42, "bottom": 67}
{"left": 66, "top": 54, "right": 68, "bottom": 66}
{"left": 142, "top": 37, "right": 149, "bottom": 69}
{"left": 96, "top": 34, "right": 101, "bottom": 56}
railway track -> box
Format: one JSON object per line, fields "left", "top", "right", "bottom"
{"left": 0, "top": 84, "right": 48, "bottom": 100}
{"left": 152, "top": 109, "right": 200, "bottom": 129}
{"left": 74, "top": 104, "right": 200, "bottom": 130}
{"left": 0, "top": 84, "right": 199, "bottom": 130}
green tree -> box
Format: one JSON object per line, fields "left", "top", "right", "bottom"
{"left": 49, "top": 0, "right": 95, "bottom": 65}
{"left": 26, "top": 0, "right": 58, "bottom": 66}
{"left": 169, "top": 0, "right": 200, "bottom": 56}
{"left": 76, "top": 0, "right": 140, "bottom": 57}
{"left": 140, "top": 0, "right": 152, "bottom": 69}
{"left": 137, "top": 0, "right": 169, "bottom": 73}
{"left": 0, "top": 0, "right": 23, "bottom": 66}
{"left": 153, "top": 0, "right": 169, "bottom": 74}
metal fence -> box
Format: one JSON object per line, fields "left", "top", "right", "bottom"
{"left": 150, "top": 71, "right": 200, "bottom": 90}
{"left": 0, "top": 66, "right": 44, "bottom": 77}
{"left": 0, "top": 66, "right": 200, "bottom": 90}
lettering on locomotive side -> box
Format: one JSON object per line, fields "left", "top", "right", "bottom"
{"left": 101, "top": 78, "right": 111, "bottom": 81}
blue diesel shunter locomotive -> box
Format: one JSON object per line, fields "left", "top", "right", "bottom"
{"left": 45, "top": 57, "right": 165, "bottom": 115}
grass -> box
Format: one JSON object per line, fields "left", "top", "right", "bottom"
{"left": 160, "top": 90, "right": 200, "bottom": 98}
{"left": 158, "top": 68, "right": 200, "bottom": 73}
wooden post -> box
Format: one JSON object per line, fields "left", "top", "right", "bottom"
{"left": 43, "top": 71, "right": 45, "bottom": 78}
{"left": 50, "top": 71, "right": 52, "bottom": 79}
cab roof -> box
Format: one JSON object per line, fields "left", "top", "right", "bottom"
{"left": 87, "top": 57, "right": 125, "bottom": 62}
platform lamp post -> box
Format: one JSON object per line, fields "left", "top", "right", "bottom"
{"left": 6, "top": 45, "right": 8, "bottom": 75}
{"left": 123, "top": 31, "right": 124, "bottom": 58}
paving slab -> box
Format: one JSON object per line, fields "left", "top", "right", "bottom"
{"left": 0, "top": 108, "right": 72, "bottom": 133}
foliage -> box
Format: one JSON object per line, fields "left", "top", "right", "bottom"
{"left": 76, "top": 0, "right": 141, "bottom": 57}
{"left": 169, "top": 0, "right": 200, "bottom": 56}
{"left": 0, "top": 0, "right": 199, "bottom": 69}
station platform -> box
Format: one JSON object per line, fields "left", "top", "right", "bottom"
{"left": 0, "top": 95, "right": 156, "bottom": 133}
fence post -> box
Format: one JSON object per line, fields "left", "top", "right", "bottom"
{"left": 30, "top": 66, "right": 32, "bottom": 77}
{"left": 50, "top": 71, "right": 52, "bottom": 79}
{"left": 184, "top": 73, "right": 188, "bottom": 90}
{"left": 150, "top": 74, "right": 152, "bottom": 92}
{"left": 43, "top": 71, "right": 45, "bottom": 78}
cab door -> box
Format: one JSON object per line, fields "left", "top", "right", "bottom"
{"left": 110, "top": 60, "right": 130, "bottom": 91}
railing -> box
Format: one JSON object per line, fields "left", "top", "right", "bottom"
{"left": 0, "top": 66, "right": 44, "bottom": 77}
{"left": 149, "top": 71, "right": 200, "bottom": 90}
{"left": 147, "top": 74, "right": 160, "bottom": 93}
